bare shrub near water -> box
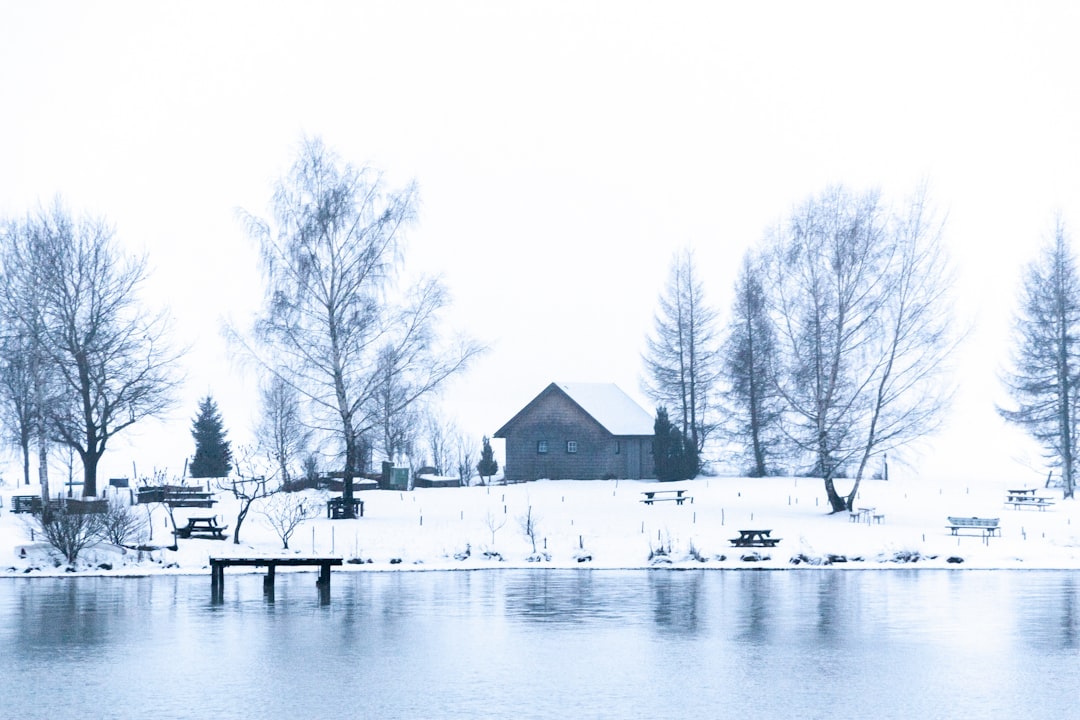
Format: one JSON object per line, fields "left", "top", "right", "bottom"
{"left": 33, "top": 505, "right": 107, "bottom": 565}
{"left": 99, "top": 497, "right": 148, "bottom": 548}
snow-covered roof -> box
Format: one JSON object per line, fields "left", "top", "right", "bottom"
{"left": 556, "top": 382, "right": 654, "bottom": 436}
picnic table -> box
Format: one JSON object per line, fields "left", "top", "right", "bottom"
{"left": 326, "top": 497, "right": 365, "bottom": 519}
{"left": 849, "top": 506, "right": 883, "bottom": 524}
{"left": 1005, "top": 489, "right": 1055, "bottom": 510}
{"left": 175, "top": 516, "right": 229, "bottom": 540}
{"left": 640, "top": 489, "right": 693, "bottom": 505}
{"left": 729, "top": 529, "right": 781, "bottom": 548}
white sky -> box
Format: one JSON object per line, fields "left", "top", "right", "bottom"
{"left": 2, "top": 1, "right": 1079, "bottom": 486}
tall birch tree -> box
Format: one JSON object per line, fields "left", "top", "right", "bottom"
{"left": 766, "top": 185, "right": 956, "bottom": 511}
{"left": 235, "top": 137, "right": 483, "bottom": 516}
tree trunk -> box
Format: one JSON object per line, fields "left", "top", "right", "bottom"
{"left": 823, "top": 477, "right": 847, "bottom": 513}
{"left": 82, "top": 451, "right": 101, "bottom": 497}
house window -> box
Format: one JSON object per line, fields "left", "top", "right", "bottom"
{"left": 537, "top": 440, "right": 548, "bottom": 454}
{"left": 566, "top": 441, "right": 578, "bottom": 454}
{"left": 615, "top": 441, "right": 621, "bottom": 454}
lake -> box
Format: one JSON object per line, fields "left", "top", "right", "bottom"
{"left": 2, "top": 569, "right": 1078, "bottom": 719}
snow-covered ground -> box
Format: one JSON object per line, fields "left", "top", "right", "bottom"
{"left": 3, "top": 472, "right": 1079, "bottom": 577}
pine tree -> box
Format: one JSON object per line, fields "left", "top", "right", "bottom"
{"left": 476, "top": 435, "right": 498, "bottom": 484}
{"left": 189, "top": 395, "right": 232, "bottom": 478}
{"left": 999, "top": 219, "right": 1080, "bottom": 499}
{"left": 652, "top": 407, "right": 696, "bottom": 481}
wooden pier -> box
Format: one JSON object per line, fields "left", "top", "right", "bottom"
{"left": 209, "top": 556, "right": 343, "bottom": 602}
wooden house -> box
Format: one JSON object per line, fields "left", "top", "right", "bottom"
{"left": 494, "top": 382, "right": 655, "bottom": 482}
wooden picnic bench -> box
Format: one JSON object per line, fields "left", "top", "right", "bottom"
{"left": 327, "top": 496, "right": 365, "bottom": 518}
{"left": 729, "top": 529, "right": 781, "bottom": 548}
{"left": 175, "top": 516, "right": 229, "bottom": 540}
{"left": 640, "top": 489, "right": 693, "bottom": 505}
{"left": 1005, "top": 490, "right": 1055, "bottom": 511}
{"left": 138, "top": 485, "right": 218, "bottom": 508}
{"left": 946, "top": 516, "right": 1000, "bottom": 538}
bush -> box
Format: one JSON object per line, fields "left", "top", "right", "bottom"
{"left": 99, "top": 498, "right": 149, "bottom": 547}
{"left": 34, "top": 504, "right": 107, "bottom": 565}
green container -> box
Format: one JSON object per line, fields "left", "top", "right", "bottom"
{"left": 389, "top": 467, "right": 409, "bottom": 490}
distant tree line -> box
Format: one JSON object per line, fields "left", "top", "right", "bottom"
{"left": 643, "top": 184, "right": 961, "bottom": 510}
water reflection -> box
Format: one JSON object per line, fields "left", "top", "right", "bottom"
{"left": 647, "top": 570, "right": 702, "bottom": 635}
{"left": 735, "top": 571, "right": 771, "bottom": 643}
{"left": 14, "top": 579, "right": 118, "bottom": 653}
{"left": 2, "top": 570, "right": 1080, "bottom": 720}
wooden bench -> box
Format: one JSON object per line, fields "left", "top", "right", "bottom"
{"left": 640, "top": 489, "right": 693, "bottom": 505}
{"left": 11, "top": 495, "right": 42, "bottom": 514}
{"left": 138, "top": 485, "right": 218, "bottom": 508}
{"left": 946, "top": 516, "right": 1000, "bottom": 538}
{"left": 729, "top": 529, "right": 781, "bottom": 547}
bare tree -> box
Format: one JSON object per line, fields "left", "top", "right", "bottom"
{"left": 0, "top": 202, "right": 181, "bottom": 497}
{"left": 255, "top": 374, "right": 311, "bottom": 486}
{"left": 765, "top": 185, "right": 957, "bottom": 511}
{"left": 424, "top": 411, "right": 454, "bottom": 476}
{"left": 642, "top": 247, "right": 720, "bottom": 472}
{"left": 999, "top": 217, "right": 1080, "bottom": 499}
{"left": 455, "top": 433, "right": 476, "bottom": 486}
{"left": 232, "top": 137, "right": 483, "bottom": 517}
{"left": 850, "top": 187, "right": 958, "bottom": 487}
{"left": 719, "top": 250, "right": 785, "bottom": 477}
{"left": 0, "top": 332, "right": 36, "bottom": 486}
{"left": 0, "top": 217, "right": 56, "bottom": 501}
{"left": 217, "top": 445, "right": 276, "bottom": 544}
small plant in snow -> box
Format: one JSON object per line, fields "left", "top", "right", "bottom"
{"left": 519, "top": 505, "right": 541, "bottom": 553}
{"left": 260, "top": 492, "right": 322, "bottom": 549}
{"left": 687, "top": 538, "right": 707, "bottom": 562}
{"left": 485, "top": 508, "right": 507, "bottom": 545}
{"left": 648, "top": 529, "right": 673, "bottom": 561}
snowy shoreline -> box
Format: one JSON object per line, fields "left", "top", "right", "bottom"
{"left": 3, "top": 475, "right": 1079, "bottom": 576}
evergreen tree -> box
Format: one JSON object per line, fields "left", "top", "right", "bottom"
{"left": 476, "top": 435, "right": 498, "bottom": 483}
{"left": 999, "top": 218, "right": 1080, "bottom": 499}
{"left": 189, "top": 395, "right": 232, "bottom": 478}
{"left": 652, "top": 407, "right": 696, "bottom": 481}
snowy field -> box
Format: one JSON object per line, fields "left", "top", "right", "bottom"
{"left": 2, "top": 473, "right": 1079, "bottom": 577}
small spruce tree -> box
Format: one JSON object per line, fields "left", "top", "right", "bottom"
{"left": 652, "top": 407, "right": 696, "bottom": 482}
{"left": 476, "top": 435, "right": 498, "bottom": 484}
{"left": 189, "top": 395, "right": 232, "bottom": 478}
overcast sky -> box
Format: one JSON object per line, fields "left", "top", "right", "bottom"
{"left": 2, "top": 1, "right": 1080, "bottom": 486}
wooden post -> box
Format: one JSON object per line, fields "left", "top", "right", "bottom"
{"left": 264, "top": 563, "right": 276, "bottom": 590}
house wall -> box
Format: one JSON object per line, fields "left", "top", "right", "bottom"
{"left": 502, "top": 390, "right": 653, "bottom": 481}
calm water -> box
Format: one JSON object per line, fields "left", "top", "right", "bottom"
{"left": 1, "top": 569, "right": 1078, "bottom": 719}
